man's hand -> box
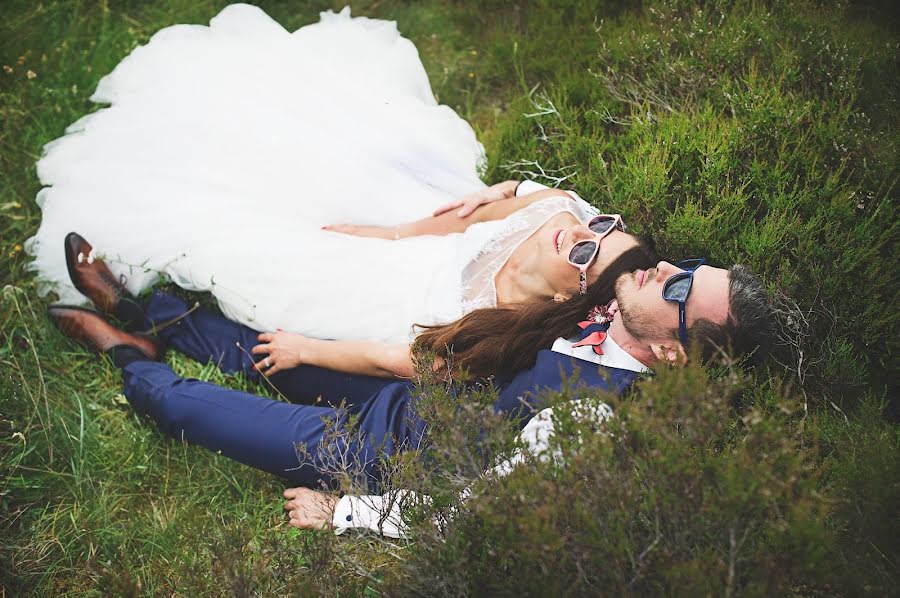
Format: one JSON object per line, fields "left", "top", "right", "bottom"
{"left": 252, "top": 330, "right": 309, "bottom": 375}
{"left": 321, "top": 223, "right": 397, "bottom": 239}
{"left": 432, "top": 180, "right": 519, "bottom": 218}
{"left": 284, "top": 487, "right": 339, "bottom": 531}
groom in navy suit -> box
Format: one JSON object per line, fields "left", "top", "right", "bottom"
{"left": 49, "top": 234, "right": 772, "bottom": 494}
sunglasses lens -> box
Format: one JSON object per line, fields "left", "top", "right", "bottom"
{"left": 588, "top": 217, "right": 616, "bottom": 234}
{"left": 663, "top": 275, "right": 692, "bottom": 300}
{"left": 569, "top": 241, "right": 598, "bottom": 265}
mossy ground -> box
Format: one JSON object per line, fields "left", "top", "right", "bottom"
{"left": 1, "top": 0, "right": 897, "bottom": 595}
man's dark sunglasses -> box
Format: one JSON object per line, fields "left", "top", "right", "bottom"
{"left": 662, "top": 258, "right": 706, "bottom": 348}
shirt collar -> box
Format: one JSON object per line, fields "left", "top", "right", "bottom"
{"left": 550, "top": 333, "right": 650, "bottom": 374}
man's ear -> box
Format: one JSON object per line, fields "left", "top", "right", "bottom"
{"left": 553, "top": 292, "right": 572, "bottom": 303}
{"left": 650, "top": 342, "right": 687, "bottom": 366}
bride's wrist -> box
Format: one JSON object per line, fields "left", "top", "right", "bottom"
{"left": 301, "top": 337, "right": 326, "bottom": 367}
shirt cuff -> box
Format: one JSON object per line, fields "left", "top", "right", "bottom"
{"left": 514, "top": 179, "right": 583, "bottom": 203}
{"left": 515, "top": 179, "right": 550, "bottom": 197}
{"left": 332, "top": 493, "right": 408, "bottom": 538}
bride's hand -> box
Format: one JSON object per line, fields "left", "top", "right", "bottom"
{"left": 432, "top": 180, "right": 519, "bottom": 218}
{"left": 321, "top": 223, "right": 397, "bottom": 240}
{"left": 252, "top": 330, "right": 309, "bottom": 375}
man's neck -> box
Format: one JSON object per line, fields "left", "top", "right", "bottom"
{"left": 607, "top": 316, "right": 656, "bottom": 368}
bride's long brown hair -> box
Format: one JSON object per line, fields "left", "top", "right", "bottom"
{"left": 413, "top": 239, "right": 657, "bottom": 379}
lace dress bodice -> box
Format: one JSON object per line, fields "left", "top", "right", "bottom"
{"left": 419, "top": 196, "right": 599, "bottom": 336}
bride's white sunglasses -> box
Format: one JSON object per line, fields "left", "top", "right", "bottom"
{"left": 566, "top": 214, "right": 627, "bottom": 294}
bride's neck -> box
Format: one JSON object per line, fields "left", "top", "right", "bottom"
{"left": 495, "top": 212, "right": 578, "bottom": 305}
{"left": 495, "top": 250, "right": 554, "bottom": 305}
{"left": 495, "top": 276, "right": 545, "bottom": 305}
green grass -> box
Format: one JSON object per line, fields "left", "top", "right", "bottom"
{"left": 2, "top": 0, "right": 898, "bottom": 595}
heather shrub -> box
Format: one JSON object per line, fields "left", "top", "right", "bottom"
{"left": 325, "top": 361, "right": 828, "bottom": 596}
{"left": 469, "top": 0, "right": 897, "bottom": 402}
{"left": 813, "top": 394, "right": 900, "bottom": 593}
{"left": 1, "top": 0, "right": 896, "bottom": 595}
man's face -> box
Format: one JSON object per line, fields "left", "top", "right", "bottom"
{"left": 614, "top": 261, "right": 730, "bottom": 344}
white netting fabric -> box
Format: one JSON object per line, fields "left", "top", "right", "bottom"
{"left": 458, "top": 196, "right": 598, "bottom": 312}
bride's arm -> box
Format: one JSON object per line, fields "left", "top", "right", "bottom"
{"left": 402, "top": 187, "right": 574, "bottom": 236}
{"left": 251, "top": 331, "right": 415, "bottom": 379}
{"left": 431, "top": 179, "right": 520, "bottom": 217}
{"left": 324, "top": 187, "right": 573, "bottom": 240}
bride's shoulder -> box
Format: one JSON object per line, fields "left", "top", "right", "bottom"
{"left": 506, "top": 193, "right": 596, "bottom": 224}
{"left": 464, "top": 196, "right": 578, "bottom": 242}
{"left": 463, "top": 189, "right": 598, "bottom": 241}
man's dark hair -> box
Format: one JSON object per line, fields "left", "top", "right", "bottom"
{"left": 689, "top": 265, "right": 773, "bottom": 365}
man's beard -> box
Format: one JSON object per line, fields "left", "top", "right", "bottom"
{"left": 615, "top": 274, "right": 669, "bottom": 342}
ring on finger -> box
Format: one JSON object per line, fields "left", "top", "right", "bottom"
{"left": 264, "top": 357, "right": 271, "bottom": 368}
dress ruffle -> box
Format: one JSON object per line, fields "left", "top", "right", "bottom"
{"left": 27, "top": 4, "right": 486, "bottom": 326}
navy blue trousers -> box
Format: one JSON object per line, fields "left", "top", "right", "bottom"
{"left": 123, "top": 291, "right": 425, "bottom": 490}
{"left": 119, "top": 292, "right": 633, "bottom": 490}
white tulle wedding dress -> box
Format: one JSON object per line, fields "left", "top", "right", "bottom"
{"left": 27, "top": 4, "right": 594, "bottom": 343}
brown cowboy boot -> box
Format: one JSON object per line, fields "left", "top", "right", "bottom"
{"left": 48, "top": 305, "right": 164, "bottom": 361}
{"left": 65, "top": 232, "right": 146, "bottom": 330}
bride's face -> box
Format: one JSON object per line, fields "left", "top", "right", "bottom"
{"left": 541, "top": 221, "right": 639, "bottom": 299}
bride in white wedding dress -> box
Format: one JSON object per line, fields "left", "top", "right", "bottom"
{"left": 27, "top": 4, "right": 651, "bottom": 343}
